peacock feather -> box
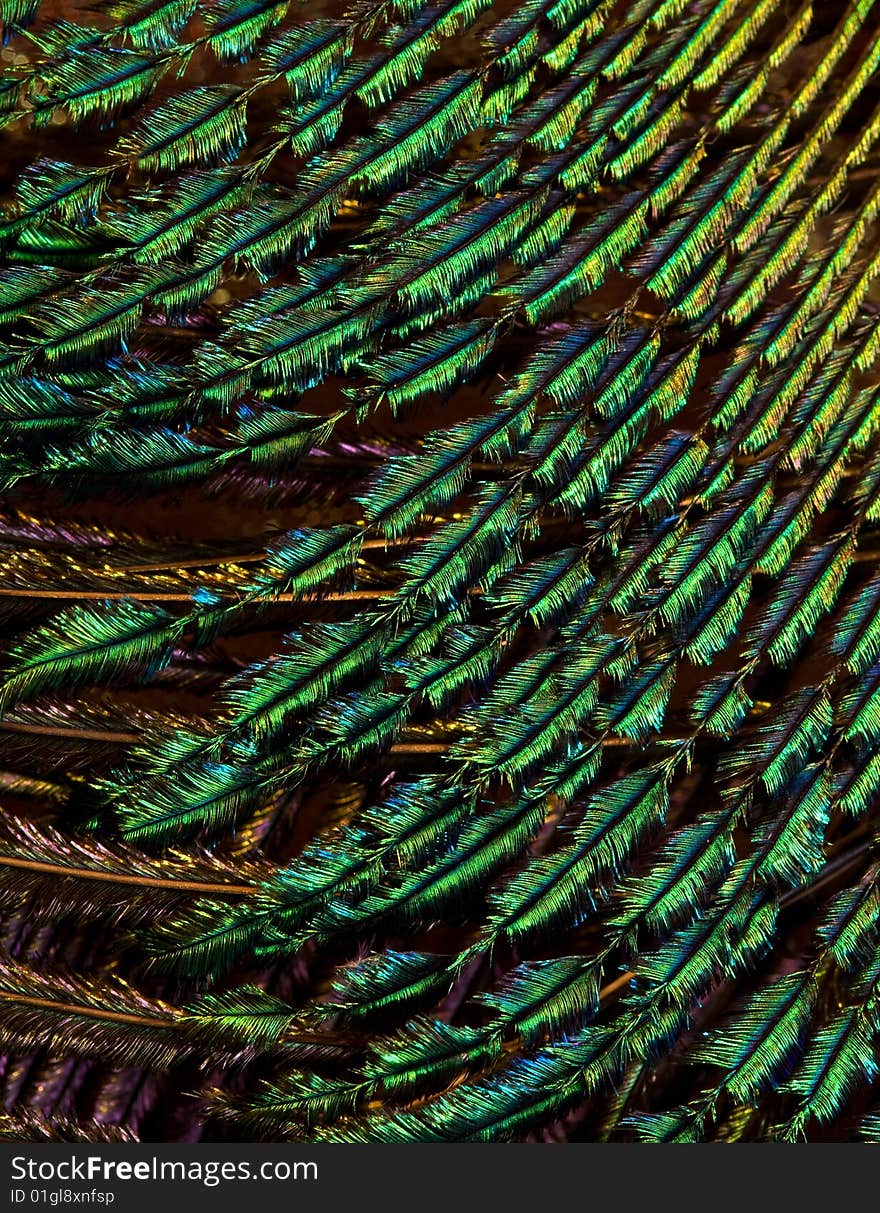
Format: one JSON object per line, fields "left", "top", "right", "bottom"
{"left": 0, "top": 0, "right": 880, "bottom": 1143}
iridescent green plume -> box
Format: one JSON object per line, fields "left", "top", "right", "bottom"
{"left": 0, "top": 0, "right": 879, "bottom": 1144}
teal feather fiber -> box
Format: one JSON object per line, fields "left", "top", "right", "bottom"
{"left": 0, "top": 0, "right": 879, "bottom": 1144}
